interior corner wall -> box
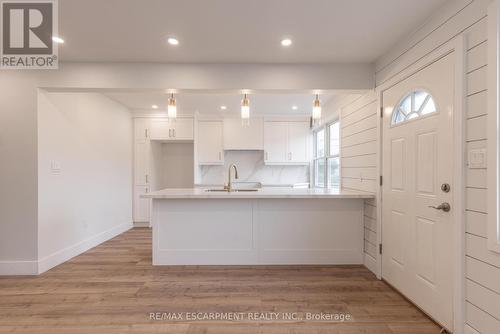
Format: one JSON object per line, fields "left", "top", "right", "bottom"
{"left": 0, "top": 74, "right": 39, "bottom": 275}
{"left": 37, "top": 92, "right": 133, "bottom": 273}
{"left": 374, "top": 0, "right": 500, "bottom": 332}
{"left": 339, "top": 92, "right": 379, "bottom": 276}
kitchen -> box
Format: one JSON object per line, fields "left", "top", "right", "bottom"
{"left": 120, "top": 91, "right": 374, "bottom": 265}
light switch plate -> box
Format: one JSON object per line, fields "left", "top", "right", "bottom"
{"left": 468, "top": 149, "right": 487, "bottom": 169}
{"left": 51, "top": 160, "right": 61, "bottom": 175}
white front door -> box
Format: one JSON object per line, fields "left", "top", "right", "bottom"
{"left": 382, "top": 53, "right": 454, "bottom": 330}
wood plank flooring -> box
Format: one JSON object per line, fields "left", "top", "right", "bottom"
{"left": 0, "top": 228, "right": 440, "bottom": 333}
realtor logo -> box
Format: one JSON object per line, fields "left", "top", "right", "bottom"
{"left": 1, "top": 0, "right": 58, "bottom": 69}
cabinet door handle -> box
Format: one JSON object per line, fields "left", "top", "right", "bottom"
{"left": 169, "top": 129, "right": 172, "bottom": 137}
{"left": 145, "top": 174, "right": 148, "bottom": 183}
{"left": 173, "top": 129, "right": 176, "bottom": 138}
{"left": 288, "top": 152, "right": 292, "bottom": 160}
{"left": 144, "top": 129, "right": 148, "bottom": 138}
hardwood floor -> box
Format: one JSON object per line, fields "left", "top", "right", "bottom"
{"left": 0, "top": 228, "right": 440, "bottom": 333}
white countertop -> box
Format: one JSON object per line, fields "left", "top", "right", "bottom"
{"left": 142, "top": 187, "right": 375, "bottom": 199}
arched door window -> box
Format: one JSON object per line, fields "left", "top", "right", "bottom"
{"left": 391, "top": 90, "right": 437, "bottom": 126}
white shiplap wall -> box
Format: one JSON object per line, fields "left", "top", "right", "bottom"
{"left": 340, "top": 92, "right": 379, "bottom": 275}
{"left": 373, "top": 0, "right": 500, "bottom": 332}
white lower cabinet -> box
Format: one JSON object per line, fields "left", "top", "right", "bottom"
{"left": 264, "top": 121, "right": 310, "bottom": 165}
{"left": 133, "top": 185, "right": 150, "bottom": 222}
{"left": 197, "top": 120, "right": 224, "bottom": 165}
{"left": 134, "top": 141, "right": 150, "bottom": 185}
{"left": 134, "top": 118, "right": 152, "bottom": 224}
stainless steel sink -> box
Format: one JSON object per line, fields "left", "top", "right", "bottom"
{"left": 204, "top": 181, "right": 261, "bottom": 193}
{"left": 205, "top": 188, "right": 259, "bottom": 192}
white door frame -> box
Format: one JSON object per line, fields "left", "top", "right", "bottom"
{"left": 375, "top": 37, "right": 465, "bottom": 334}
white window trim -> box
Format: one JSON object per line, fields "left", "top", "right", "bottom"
{"left": 313, "top": 120, "right": 340, "bottom": 188}
{"left": 487, "top": 0, "right": 500, "bottom": 253}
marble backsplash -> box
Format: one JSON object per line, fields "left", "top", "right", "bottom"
{"left": 199, "top": 151, "right": 310, "bottom": 186}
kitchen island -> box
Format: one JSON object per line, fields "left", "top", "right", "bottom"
{"left": 142, "top": 188, "right": 374, "bottom": 265}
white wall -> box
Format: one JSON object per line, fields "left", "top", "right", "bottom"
{"left": 374, "top": 0, "right": 500, "bottom": 332}
{"left": 37, "top": 92, "right": 133, "bottom": 273}
{"left": 321, "top": 94, "right": 362, "bottom": 124}
{"left": 151, "top": 142, "right": 194, "bottom": 189}
{"left": 0, "top": 74, "right": 38, "bottom": 275}
{"left": 40, "top": 63, "right": 373, "bottom": 91}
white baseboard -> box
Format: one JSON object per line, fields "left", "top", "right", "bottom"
{"left": 37, "top": 222, "right": 133, "bottom": 274}
{"left": 133, "top": 221, "right": 150, "bottom": 228}
{"left": 0, "top": 260, "right": 38, "bottom": 276}
{"left": 364, "top": 253, "right": 377, "bottom": 275}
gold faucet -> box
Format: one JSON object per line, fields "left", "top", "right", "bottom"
{"left": 224, "top": 164, "right": 239, "bottom": 192}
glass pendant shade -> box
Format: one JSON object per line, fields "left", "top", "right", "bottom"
{"left": 241, "top": 94, "right": 250, "bottom": 119}
{"left": 167, "top": 94, "right": 177, "bottom": 119}
{"left": 312, "top": 94, "right": 321, "bottom": 120}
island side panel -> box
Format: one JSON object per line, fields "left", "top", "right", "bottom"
{"left": 152, "top": 198, "right": 364, "bottom": 265}
{"left": 152, "top": 198, "right": 258, "bottom": 265}
{"left": 255, "top": 199, "right": 364, "bottom": 264}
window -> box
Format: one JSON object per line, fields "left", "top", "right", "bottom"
{"left": 314, "top": 121, "right": 340, "bottom": 188}
{"left": 391, "top": 90, "right": 437, "bottom": 126}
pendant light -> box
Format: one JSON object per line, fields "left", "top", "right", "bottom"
{"left": 312, "top": 94, "right": 321, "bottom": 120}
{"left": 167, "top": 93, "right": 177, "bottom": 119}
{"left": 241, "top": 94, "right": 250, "bottom": 119}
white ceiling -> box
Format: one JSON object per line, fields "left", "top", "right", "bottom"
{"left": 104, "top": 92, "right": 341, "bottom": 116}
{"left": 58, "top": 0, "right": 448, "bottom": 63}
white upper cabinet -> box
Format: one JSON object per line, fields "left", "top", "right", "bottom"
{"left": 149, "top": 118, "right": 194, "bottom": 141}
{"left": 197, "top": 120, "right": 224, "bottom": 165}
{"left": 149, "top": 119, "right": 170, "bottom": 140}
{"left": 264, "top": 121, "right": 288, "bottom": 163}
{"left": 223, "top": 117, "right": 263, "bottom": 150}
{"left": 172, "top": 118, "right": 194, "bottom": 140}
{"left": 264, "top": 120, "right": 310, "bottom": 165}
{"left": 287, "top": 121, "right": 309, "bottom": 163}
{"left": 134, "top": 118, "right": 150, "bottom": 143}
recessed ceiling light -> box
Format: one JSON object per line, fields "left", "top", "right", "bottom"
{"left": 292, "top": 105, "right": 298, "bottom": 110}
{"left": 281, "top": 38, "right": 292, "bottom": 47}
{"left": 152, "top": 105, "right": 158, "bottom": 109}
{"left": 52, "top": 36, "right": 64, "bottom": 44}
{"left": 220, "top": 105, "right": 227, "bottom": 110}
{"left": 167, "top": 37, "right": 179, "bottom": 45}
